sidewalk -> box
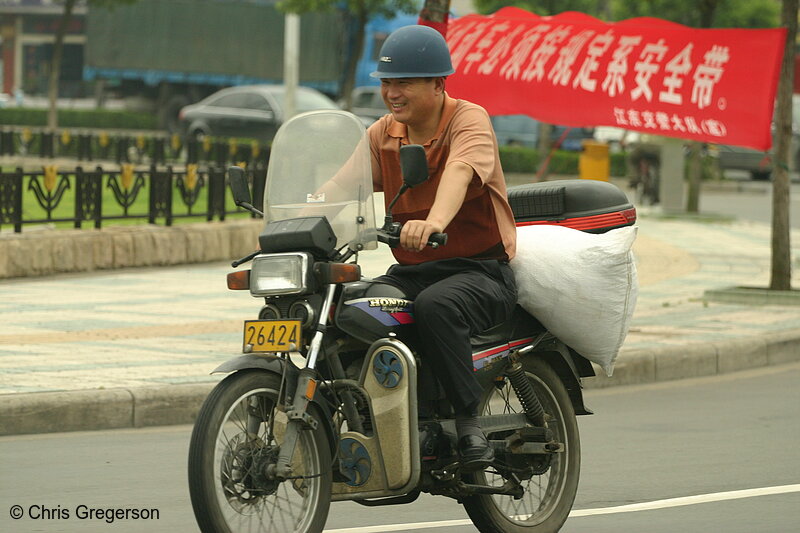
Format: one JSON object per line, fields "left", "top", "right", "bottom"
{"left": 2, "top": 186, "right": 800, "bottom": 434}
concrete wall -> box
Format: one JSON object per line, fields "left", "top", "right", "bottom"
{"left": 0, "top": 220, "right": 262, "bottom": 279}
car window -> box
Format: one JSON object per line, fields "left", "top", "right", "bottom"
{"left": 245, "top": 93, "right": 273, "bottom": 113}
{"left": 354, "top": 91, "right": 376, "bottom": 108}
{"left": 295, "top": 90, "right": 339, "bottom": 113}
{"left": 207, "top": 93, "right": 250, "bottom": 109}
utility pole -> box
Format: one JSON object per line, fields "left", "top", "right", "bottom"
{"left": 283, "top": 13, "right": 300, "bottom": 121}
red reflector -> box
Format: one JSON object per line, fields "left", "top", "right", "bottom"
{"left": 227, "top": 270, "right": 250, "bottom": 290}
{"left": 515, "top": 209, "right": 636, "bottom": 231}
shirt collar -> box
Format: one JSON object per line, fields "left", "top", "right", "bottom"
{"left": 387, "top": 92, "right": 457, "bottom": 146}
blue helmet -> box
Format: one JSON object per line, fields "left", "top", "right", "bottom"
{"left": 370, "top": 25, "right": 455, "bottom": 79}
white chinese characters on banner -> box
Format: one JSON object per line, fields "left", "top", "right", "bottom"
{"left": 601, "top": 36, "right": 642, "bottom": 97}
{"left": 573, "top": 30, "right": 615, "bottom": 92}
{"left": 692, "top": 45, "right": 730, "bottom": 109}
{"left": 446, "top": 8, "right": 784, "bottom": 149}
{"left": 450, "top": 22, "right": 730, "bottom": 108}
{"left": 452, "top": 21, "right": 731, "bottom": 111}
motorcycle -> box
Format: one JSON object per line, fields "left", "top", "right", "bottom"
{"left": 188, "top": 109, "right": 597, "bottom": 533}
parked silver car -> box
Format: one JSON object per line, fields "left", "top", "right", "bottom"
{"left": 346, "top": 85, "right": 387, "bottom": 123}
{"left": 491, "top": 115, "right": 595, "bottom": 151}
{"left": 177, "top": 84, "right": 341, "bottom": 142}
{"left": 717, "top": 95, "right": 800, "bottom": 180}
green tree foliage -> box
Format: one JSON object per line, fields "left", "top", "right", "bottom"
{"left": 277, "top": 0, "right": 419, "bottom": 105}
{"left": 613, "top": 0, "right": 780, "bottom": 28}
{"left": 474, "top": 0, "right": 781, "bottom": 28}
{"left": 280, "top": 0, "right": 418, "bottom": 20}
{"left": 474, "top": 0, "right": 601, "bottom": 17}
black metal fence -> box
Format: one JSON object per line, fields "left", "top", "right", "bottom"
{"left": 0, "top": 128, "right": 270, "bottom": 167}
{"left": 0, "top": 164, "right": 267, "bottom": 233}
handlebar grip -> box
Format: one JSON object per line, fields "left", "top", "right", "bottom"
{"left": 377, "top": 230, "right": 447, "bottom": 249}
{"left": 428, "top": 233, "right": 448, "bottom": 248}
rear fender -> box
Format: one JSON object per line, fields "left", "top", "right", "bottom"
{"left": 524, "top": 341, "right": 594, "bottom": 416}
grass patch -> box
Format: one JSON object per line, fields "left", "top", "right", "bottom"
{"left": 5, "top": 169, "right": 251, "bottom": 231}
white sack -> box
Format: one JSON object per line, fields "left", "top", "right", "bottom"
{"left": 510, "top": 225, "right": 638, "bottom": 376}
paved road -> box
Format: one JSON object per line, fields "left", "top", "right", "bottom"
{"left": 2, "top": 363, "right": 798, "bottom": 533}
{"left": 697, "top": 180, "right": 800, "bottom": 228}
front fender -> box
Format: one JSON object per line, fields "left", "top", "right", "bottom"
{"left": 212, "top": 354, "right": 296, "bottom": 378}
{"left": 211, "top": 354, "right": 338, "bottom": 456}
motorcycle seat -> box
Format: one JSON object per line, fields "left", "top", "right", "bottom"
{"left": 469, "top": 305, "right": 546, "bottom": 350}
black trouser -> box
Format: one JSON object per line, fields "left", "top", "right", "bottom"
{"left": 375, "top": 258, "right": 517, "bottom": 417}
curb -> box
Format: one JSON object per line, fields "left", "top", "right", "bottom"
{"left": 0, "top": 219, "right": 262, "bottom": 279}
{"left": 704, "top": 286, "right": 800, "bottom": 306}
{"left": 3, "top": 331, "right": 800, "bottom": 436}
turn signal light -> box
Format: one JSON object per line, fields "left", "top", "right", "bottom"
{"left": 314, "top": 263, "right": 361, "bottom": 284}
{"left": 227, "top": 270, "right": 250, "bottom": 290}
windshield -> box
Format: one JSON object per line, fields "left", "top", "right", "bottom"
{"left": 263, "top": 110, "right": 377, "bottom": 252}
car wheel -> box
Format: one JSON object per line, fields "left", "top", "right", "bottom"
{"left": 750, "top": 170, "right": 771, "bottom": 180}
{"left": 189, "top": 126, "right": 210, "bottom": 143}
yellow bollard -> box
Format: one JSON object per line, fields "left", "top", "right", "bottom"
{"left": 578, "top": 140, "right": 610, "bottom": 181}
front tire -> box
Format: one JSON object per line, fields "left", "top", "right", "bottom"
{"left": 188, "top": 371, "right": 332, "bottom": 533}
{"left": 463, "top": 357, "right": 581, "bottom": 533}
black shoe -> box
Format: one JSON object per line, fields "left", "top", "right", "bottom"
{"left": 458, "top": 434, "right": 494, "bottom": 472}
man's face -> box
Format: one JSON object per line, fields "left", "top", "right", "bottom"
{"left": 380, "top": 78, "right": 443, "bottom": 127}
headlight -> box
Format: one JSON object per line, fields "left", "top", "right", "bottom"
{"left": 250, "top": 253, "right": 311, "bottom": 297}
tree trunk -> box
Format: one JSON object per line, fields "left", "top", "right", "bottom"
{"left": 769, "top": 0, "right": 797, "bottom": 291}
{"left": 685, "top": 0, "right": 718, "bottom": 212}
{"left": 535, "top": 122, "right": 553, "bottom": 180}
{"left": 339, "top": 8, "right": 367, "bottom": 110}
{"left": 47, "top": 0, "right": 77, "bottom": 130}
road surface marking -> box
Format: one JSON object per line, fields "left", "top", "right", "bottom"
{"left": 569, "top": 483, "right": 800, "bottom": 517}
{"left": 323, "top": 484, "right": 800, "bottom": 532}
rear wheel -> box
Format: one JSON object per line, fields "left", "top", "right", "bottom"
{"left": 462, "top": 358, "right": 581, "bottom": 533}
{"left": 188, "top": 371, "right": 332, "bottom": 533}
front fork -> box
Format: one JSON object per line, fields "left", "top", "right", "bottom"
{"left": 268, "top": 284, "right": 337, "bottom": 480}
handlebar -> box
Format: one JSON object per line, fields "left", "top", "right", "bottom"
{"left": 377, "top": 226, "right": 448, "bottom": 249}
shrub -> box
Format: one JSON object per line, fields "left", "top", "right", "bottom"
{"left": 498, "top": 146, "right": 540, "bottom": 173}
{"left": 0, "top": 107, "right": 158, "bottom": 130}
{"left": 500, "top": 144, "right": 629, "bottom": 178}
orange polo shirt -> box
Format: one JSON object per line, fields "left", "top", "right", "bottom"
{"left": 368, "top": 93, "right": 516, "bottom": 266}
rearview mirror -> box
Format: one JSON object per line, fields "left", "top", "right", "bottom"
{"left": 399, "top": 145, "right": 429, "bottom": 188}
{"left": 228, "top": 166, "right": 251, "bottom": 206}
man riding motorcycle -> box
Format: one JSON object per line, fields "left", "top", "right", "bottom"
{"left": 365, "top": 24, "right": 518, "bottom": 471}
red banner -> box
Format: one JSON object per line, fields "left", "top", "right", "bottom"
{"left": 446, "top": 8, "right": 786, "bottom": 150}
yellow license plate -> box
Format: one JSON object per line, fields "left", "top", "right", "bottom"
{"left": 243, "top": 320, "right": 302, "bottom": 353}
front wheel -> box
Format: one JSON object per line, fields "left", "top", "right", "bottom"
{"left": 463, "top": 357, "right": 581, "bottom": 533}
{"left": 188, "top": 371, "right": 332, "bottom": 533}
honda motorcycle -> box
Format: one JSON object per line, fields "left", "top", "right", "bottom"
{"left": 188, "top": 109, "right": 600, "bottom": 533}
